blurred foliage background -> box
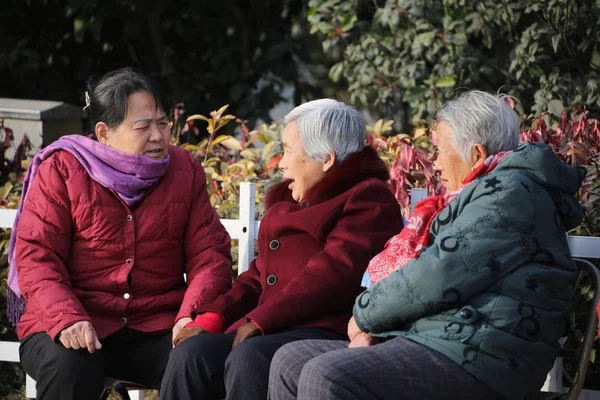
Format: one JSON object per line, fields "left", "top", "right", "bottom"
{"left": 2, "top": 1, "right": 599, "bottom": 131}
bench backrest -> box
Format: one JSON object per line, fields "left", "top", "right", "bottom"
{"left": 1, "top": 183, "right": 597, "bottom": 269}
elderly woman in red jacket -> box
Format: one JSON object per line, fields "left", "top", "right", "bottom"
{"left": 160, "top": 99, "right": 403, "bottom": 400}
{"left": 8, "top": 67, "right": 232, "bottom": 400}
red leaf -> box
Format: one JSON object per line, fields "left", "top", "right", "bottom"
{"left": 421, "top": 159, "right": 435, "bottom": 180}
{"left": 367, "top": 133, "right": 374, "bottom": 146}
{"left": 239, "top": 121, "right": 250, "bottom": 142}
{"left": 244, "top": 137, "right": 258, "bottom": 148}
{"left": 266, "top": 155, "right": 282, "bottom": 170}
{"left": 399, "top": 142, "right": 413, "bottom": 171}
{"left": 389, "top": 157, "right": 404, "bottom": 182}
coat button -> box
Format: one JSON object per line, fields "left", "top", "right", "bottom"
{"left": 269, "top": 240, "right": 280, "bottom": 250}
{"left": 267, "top": 275, "right": 278, "bottom": 285}
{"left": 121, "top": 317, "right": 128, "bottom": 324}
{"left": 123, "top": 293, "right": 130, "bottom": 300}
{"left": 126, "top": 259, "right": 132, "bottom": 264}
{"left": 126, "top": 215, "right": 133, "bottom": 221}
{"left": 460, "top": 308, "right": 473, "bottom": 320}
{"left": 300, "top": 201, "right": 309, "bottom": 207}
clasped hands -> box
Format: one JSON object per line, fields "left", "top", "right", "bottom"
{"left": 173, "top": 319, "right": 261, "bottom": 348}
{"left": 173, "top": 316, "right": 377, "bottom": 348}
{"left": 347, "top": 316, "right": 380, "bottom": 348}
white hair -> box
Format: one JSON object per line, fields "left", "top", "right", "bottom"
{"left": 284, "top": 99, "right": 367, "bottom": 163}
{"left": 436, "top": 90, "right": 520, "bottom": 162}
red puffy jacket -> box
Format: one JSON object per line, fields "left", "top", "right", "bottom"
{"left": 16, "top": 145, "right": 232, "bottom": 340}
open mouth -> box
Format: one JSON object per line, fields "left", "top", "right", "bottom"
{"left": 288, "top": 179, "right": 295, "bottom": 190}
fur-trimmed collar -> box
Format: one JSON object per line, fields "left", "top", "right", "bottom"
{"left": 265, "top": 146, "right": 389, "bottom": 209}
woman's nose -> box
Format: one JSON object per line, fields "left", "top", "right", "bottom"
{"left": 149, "top": 124, "right": 163, "bottom": 141}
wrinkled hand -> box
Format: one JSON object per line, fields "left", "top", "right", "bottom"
{"left": 173, "top": 326, "right": 209, "bottom": 347}
{"left": 172, "top": 317, "right": 193, "bottom": 346}
{"left": 347, "top": 316, "right": 363, "bottom": 341}
{"left": 58, "top": 321, "right": 102, "bottom": 353}
{"left": 232, "top": 321, "right": 262, "bottom": 349}
{"left": 349, "top": 332, "right": 381, "bottom": 348}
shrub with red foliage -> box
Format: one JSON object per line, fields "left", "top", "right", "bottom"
{"left": 521, "top": 110, "right": 600, "bottom": 236}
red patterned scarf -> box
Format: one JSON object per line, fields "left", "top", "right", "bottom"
{"left": 367, "top": 151, "right": 510, "bottom": 285}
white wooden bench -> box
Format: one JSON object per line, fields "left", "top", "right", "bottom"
{"left": 1, "top": 184, "right": 599, "bottom": 398}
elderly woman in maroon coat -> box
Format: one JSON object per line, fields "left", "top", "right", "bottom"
{"left": 161, "top": 99, "right": 403, "bottom": 400}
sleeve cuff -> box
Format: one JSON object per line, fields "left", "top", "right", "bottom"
{"left": 186, "top": 312, "right": 224, "bottom": 333}
{"left": 250, "top": 318, "right": 264, "bottom": 335}
{"left": 353, "top": 304, "right": 372, "bottom": 333}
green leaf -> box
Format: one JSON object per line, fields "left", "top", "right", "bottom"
{"left": 219, "top": 137, "right": 244, "bottom": 151}
{"left": 551, "top": 34, "right": 561, "bottom": 53}
{"left": 404, "top": 87, "right": 429, "bottom": 103}
{"left": 210, "top": 135, "right": 236, "bottom": 150}
{"left": 592, "top": 50, "right": 600, "bottom": 69}
{"left": 187, "top": 114, "right": 211, "bottom": 122}
{"left": 329, "top": 63, "right": 344, "bottom": 83}
{"left": 548, "top": 99, "right": 564, "bottom": 116}
{"left": 73, "top": 18, "right": 85, "bottom": 43}
{"left": 434, "top": 76, "right": 456, "bottom": 88}
{"left": 414, "top": 32, "right": 436, "bottom": 47}
{"left": 0, "top": 182, "right": 13, "bottom": 201}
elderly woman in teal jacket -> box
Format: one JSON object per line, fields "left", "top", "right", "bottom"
{"left": 268, "top": 91, "right": 586, "bottom": 400}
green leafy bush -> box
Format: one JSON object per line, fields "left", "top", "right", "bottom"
{"left": 308, "top": 0, "right": 600, "bottom": 128}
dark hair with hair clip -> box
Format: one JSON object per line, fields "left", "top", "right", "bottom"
{"left": 84, "top": 67, "right": 163, "bottom": 137}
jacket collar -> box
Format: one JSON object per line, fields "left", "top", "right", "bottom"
{"left": 265, "top": 146, "right": 389, "bottom": 209}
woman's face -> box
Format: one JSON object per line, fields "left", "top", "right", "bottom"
{"left": 99, "top": 91, "right": 170, "bottom": 160}
{"left": 434, "top": 121, "right": 475, "bottom": 192}
{"left": 278, "top": 121, "right": 333, "bottom": 203}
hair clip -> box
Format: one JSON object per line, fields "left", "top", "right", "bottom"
{"left": 83, "top": 91, "right": 91, "bottom": 111}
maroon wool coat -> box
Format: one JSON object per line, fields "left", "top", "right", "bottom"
{"left": 195, "top": 146, "right": 403, "bottom": 336}
{"left": 16, "top": 145, "right": 232, "bottom": 341}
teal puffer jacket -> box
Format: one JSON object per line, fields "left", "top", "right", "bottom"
{"left": 354, "top": 142, "right": 586, "bottom": 400}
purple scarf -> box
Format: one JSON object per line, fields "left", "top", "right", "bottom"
{"left": 7, "top": 134, "right": 170, "bottom": 326}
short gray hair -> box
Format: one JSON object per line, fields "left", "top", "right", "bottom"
{"left": 436, "top": 90, "right": 520, "bottom": 162}
{"left": 284, "top": 99, "right": 367, "bottom": 163}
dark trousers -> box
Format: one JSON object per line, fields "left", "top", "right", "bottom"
{"left": 268, "top": 337, "right": 503, "bottom": 400}
{"left": 159, "top": 328, "right": 344, "bottom": 400}
{"left": 19, "top": 329, "right": 172, "bottom": 400}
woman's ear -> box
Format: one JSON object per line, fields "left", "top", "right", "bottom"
{"left": 471, "top": 144, "right": 488, "bottom": 169}
{"left": 95, "top": 122, "right": 110, "bottom": 144}
{"left": 323, "top": 151, "right": 336, "bottom": 172}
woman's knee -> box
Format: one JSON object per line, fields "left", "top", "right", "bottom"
{"left": 269, "top": 342, "right": 307, "bottom": 381}
{"left": 268, "top": 343, "right": 311, "bottom": 399}
{"left": 225, "top": 338, "right": 270, "bottom": 377}
{"left": 35, "top": 347, "right": 104, "bottom": 397}
{"left": 297, "top": 354, "right": 346, "bottom": 398}
{"left": 167, "top": 334, "right": 232, "bottom": 372}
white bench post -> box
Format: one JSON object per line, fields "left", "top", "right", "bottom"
{"left": 410, "top": 188, "right": 429, "bottom": 211}
{"left": 237, "top": 182, "right": 256, "bottom": 274}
